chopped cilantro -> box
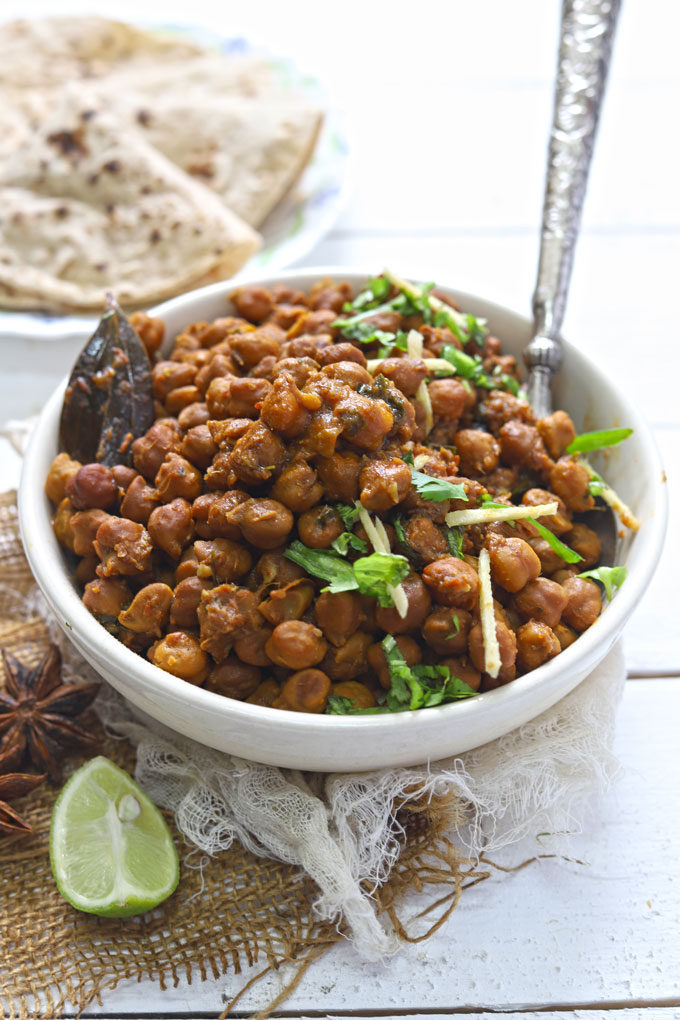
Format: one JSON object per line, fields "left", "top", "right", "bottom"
{"left": 566, "top": 428, "right": 633, "bottom": 455}
{"left": 410, "top": 468, "right": 468, "bottom": 503}
{"left": 440, "top": 343, "right": 520, "bottom": 396}
{"left": 284, "top": 542, "right": 358, "bottom": 594}
{"left": 381, "top": 636, "right": 477, "bottom": 711}
{"left": 335, "top": 502, "right": 361, "bottom": 529}
{"left": 530, "top": 520, "right": 583, "bottom": 563}
{"left": 577, "top": 565, "right": 627, "bottom": 600}
{"left": 352, "top": 552, "right": 410, "bottom": 608}
{"left": 445, "top": 613, "right": 462, "bottom": 639}
{"left": 332, "top": 531, "right": 368, "bottom": 556}
{"left": 446, "top": 526, "right": 465, "bottom": 558}
{"left": 394, "top": 514, "right": 406, "bottom": 545}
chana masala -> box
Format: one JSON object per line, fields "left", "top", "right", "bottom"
{"left": 45, "top": 273, "right": 634, "bottom": 715}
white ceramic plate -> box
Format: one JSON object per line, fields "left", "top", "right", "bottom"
{"left": 0, "top": 28, "right": 350, "bottom": 344}
{"left": 18, "top": 269, "right": 668, "bottom": 772}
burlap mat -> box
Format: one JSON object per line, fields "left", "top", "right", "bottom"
{"left": 0, "top": 491, "right": 476, "bottom": 1020}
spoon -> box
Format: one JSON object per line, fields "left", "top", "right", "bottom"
{"left": 525, "top": 0, "right": 622, "bottom": 562}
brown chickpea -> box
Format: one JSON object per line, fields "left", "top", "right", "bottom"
{"left": 74, "top": 556, "right": 99, "bottom": 585}
{"left": 276, "top": 669, "right": 331, "bottom": 713}
{"left": 314, "top": 590, "right": 363, "bottom": 647}
{"left": 359, "top": 459, "right": 412, "bottom": 512}
{"left": 439, "top": 656, "right": 482, "bottom": 692}
{"left": 521, "top": 488, "right": 572, "bottom": 535}
{"left": 165, "top": 385, "right": 202, "bottom": 416}
{"left": 454, "top": 429, "right": 500, "bottom": 477}
{"left": 147, "top": 498, "right": 194, "bottom": 559}
{"left": 318, "top": 632, "right": 374, "bottom": 682}
{"left": 71, "top": 509, "right": 111, "bottom": 557}
{"left": 265, "top": 620, "right": 328, "bottom": 669}
{"left": 176, "top": 548, "right": 200, "bottom": 582}
{"left": 566, "top": 522, "right": 602, "bottom": 569}
{"left": 83, "top": 577, "right": 132, "bottom": 619}
{"left": 66, "top": 463, "right": 117, "bottom": 510}
{"left": 45, "top": 452, "right": 81, "bottom": 504}
{"left": 331, "top": 681, "right": 376, "bottom": 709}
{"left": 485, "top": 532, "right": 541, "bottom": 594}
{"left": 315, "top": 451, "right": 362, "bottom": 503}
{"left": 177, "top": 401, "right": 211, "bottom": 430}
{"left": 120, "top": 474, "right": 159, "bottom": 525}
{"left": 297, "top": 505, "right": 344, "bottom": 548}
{"left": 513, "top": 577, "right": 568, "bottom": 629}
{"left": 118, "top": 583, "right": 173, "bottom": 637}
{"left": 246, "top": 678, "right": 282, "bottom": 707}
{"left": 427, "top": 378, "right": 468, "bottom": 419}
{"left": 94, "top": 517, "right": 153, "bottom": 576}
{"left": 150, "top": 631, "right": 208, "bottom": 684}
{"left": 254, "top": 549, "right": 306, "bottom": 588}
{"left": 422, "top": 608, "right": 471, "bottom": 655}
{"left": 270, "top": 461, "right": 324, "bottom": 512}
{"left": 375, "top": 574, "right": 432, "bottom": 634}
{"left": 537, "top": 410, "right": 576, "bottom": 460}
{"left": 258, "top": 580, "right": 315, "bottom": 626}
{"left": 129, "top": 311, "right": 165, "bottom": 357}
{"left": 180, "top": 425, "right": 218, "bottom": 471}
{"left": 549, "top": 457, "right": 595, "bottom": 513}
{"left": 152, "top": 360, "right": 197, "bottom": 401}
{"left": 203, "top": 657, "right": 262, "bottom": 700}
{"left": 132, "top": 420, "right": 181, "bottom": 481}
{"left": 155, "top": 453, "right": 203, "bottom": 503}
{"left": 368, "top": 635, "right": 422, "bottom": 689}
{"left": 516, "top": 620, "right": 561, "bottom": 673}
{"left": 170, "top": 576, "right": 214, "bottom": 629}
{"left": 233, "top": 627, "right": 274, "bottom": 666}
{"left": 226, "top": 498, "right": 294, "bottom": 550}
{"left": 193, "top": 538, "right": 252, "bottom": 583}
{"left": 421, "top": 557, "right": 480, "bottom": 610}
{"left": 561, "top": 576, "right": 602, "bottom": 632}
{"left": 554, "top": 621, "right": 578, "bottom": 651}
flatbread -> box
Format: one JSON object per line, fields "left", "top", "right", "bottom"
{"left": 0, "top": 89, "right": 260, "bottom": 312}
{"left": 0, "top": 16, "right": 204, "bottom": 89}
{"left": 126, "top": 95, "right": 323, "bottom": 227}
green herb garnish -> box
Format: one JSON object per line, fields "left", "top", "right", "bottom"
{"left": 284, "top": 542, "right": 408, "bottom": 606}
{"left": 382, "top": 636, "right": 477, "bottom": 711}
{"left": 410, "top": 468, "right": 468, "bottom": 503}
{"left": 440, "top": 344, "right": 519, "bottom": 396}
{"left": 530, "top": 520, "right": 583, "bottom": 563}
{"left": 331, "top": 531, "right": 368, "bottom": 556}
{"left": 335, "top": 502, "right": 361, "bottom": 529}
{"left": 446, "top": 526, "right": 464, "bottom": 558}
{"left": 576, "top": 565, "right": 627, "bottom": 600}
{"left": 445, "top": 613, "right": 462, "bottom": 639}
{"left": 394, "top": 514, "right": 406, "bottom": 545}
{"left": 352, "top": 552, "right": 410, "bottom": 608}
{"left": 566, "top": 428, "right": 633, "bottom": 455}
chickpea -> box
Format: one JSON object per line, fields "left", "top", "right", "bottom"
{"left": 155, "top": 453, "right": 203, "bottom": 503}
{"left": 177, "top": 401, "right": 211, "bottom": 431}
{"left": 129, "top": 311, "right": 165, "bottom": 357}
{"left": 561, "top": 576, "right": 602, "bottom": 632}
{"left": 204, "top": 657, "right": 261, "bottom": 700}
{"left": 254, "top": 549, "right": 306, "bottom": 588}
{"left": 152, "top": 360, "right": 197, "bottom": 401}
{"left": 513, "top": 577, "right": 568, "bottom": 629}
{"left": 359, "top": 459, "right": 412, "bottom": 512}
{"left": 554, "top": 621, "right": 578, "bottom": 651}
{"left": 180, "top": 425, "right": 218, "bottom": 471}
{"left": 226, "top": 498, "right": 294, "bottom": 550}
{"left": 234, "top": 627, "right": 274, "bottom": 666}
{"left": 368, "top": 635, "right": 421, "bottom": 689}
{"left": 148, "top": 498, "right": 194, "bottom": 559}
{"left": 75, "top": 556, "right": 99, "bottom": 585}
{"left": 314, "top": 590, "right": 363, "bottom": 647}
{"left": 66, "top": 463, "right": 117, "bottom": 510}
{"left": 318, "top": 632, "right": 374, "bottom": 681}
{"left": 71, "top": 509, "right": 111, "bottom": 557}
{"left": 422, "top": 608, "right": 471, "bottom": 655}
{"left": 258, "top": 580, "right": 315, "bottom": 626}
{"left": 421, "top": 557, "right": 480, "bottom": 610}
{"left": 297, "top": 505, "right": 344, "bottom": 549}
{"left": 521, "top": 488, "right": 572, "bottom": 535}
{"left": 486, "top": 532, "right": 541, "bottom": 593}
{"left": 427, "top": 378, "right": 468, "bottom": 419}
{"left": 120, "top": 474, "right": 159, "bottom": 525}
{"left": 265, "top": 620, "right": 328, "bottom": 669}
{"left": 94, "top": 517, "right": 153, "bottom": 576}
{"left": 516, "top": 620, "right": 561, "bottom": 673}
{"left": 331, "top": 681, "right": 376, "bottom": 709}
{"left": 150, "top": 631, "right": 208, "bottom": 685}
{"left": 271, "top": 461, "right": 324, "bottom": 513}
{"left": 230, "top": 285, "right": 274, "bottom": 323}
{"left": 170, "top": 576, "right": 214, "bottom": 629}
{"left": 316, "top": 451, "right": 362, "bottom": 503}
{"left": 454, "top": 429, "right": 500, "bottom": 477}
{"left": 45, "top": 452, "right": 81, "bottom": 505}
{"left": 567, "top": 522, "right": 602, "bottom": 569}
{"left": 439, "top": 656, "right": 482, "bottom": 692}
{"left": 375, "top": 574, "right": 432, "bottom": 634}
{"left": 193, "top": 538, "right": 252, "bottom": 583}
{"left": 83, "top": 577, "right": 131, "bottom": 620}
{"left": 118, "top": 583, "right": 173, "bottom": 636}
{"left": 276, "top": 669, "right": 331, "bottom": 713}
{"left": 132, "top": 420, "right": 181, "bottom": 481}
{"left": 246, "top": 679, "right": 282, "bottom": 707}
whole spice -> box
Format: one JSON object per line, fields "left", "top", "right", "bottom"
{"left": 59, "top": 293, "right": 154, "bottom": 466}
{"left": 0, "top": 771, "right": 45, "bottom": 835}
{"left": 0, "top": 645, "right": 100, "bottom": 781}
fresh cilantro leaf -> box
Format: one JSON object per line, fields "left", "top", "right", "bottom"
{"left": 410, "top": 468, "right": 468, "bottom": 503}
{"left": 381, "top": 635, "right": 477, "bottom": 711}
{"left": 335, "top": 503, "right": 361, "bottom": 529}
{"left": 284, "top": 541, "right": 358, "bottom": 594}
{"left": 352, "top": 552, "right": 410, "bottom": 608}
{"left": 445, "top": 613, "right": 462, "bottom": 639}
{"left": 446, "top": 526, "right": 464, "bottom": 558}
{"left": 326, "top": 695, "right": 389, "bottom": 716}
{"left": 332, "top": 531, "right": 368, "bottom": 556}
{"left": 440, "top": 344, "right": 519, "bottom": 396}
{"left": 393, "top": 514, "right": 406, "bottom": 545}
{"left": 531, "top": 520, "right": 583, "bottom": 563}
{"left": 576, "top": 565, "right": 627, "bottom": 600}
{"left": 403, "top": 450, "right": 415, "bottom": 466}
{"left": 566, "top": 428, "right": 633, "bottom": 455}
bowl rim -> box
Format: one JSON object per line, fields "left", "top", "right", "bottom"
{"left": 18, "top": 267, "right": 669, "bottom": 748}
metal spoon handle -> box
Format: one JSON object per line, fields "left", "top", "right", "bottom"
{"left": 525, "top": 0, "right": 622, "bottom": 416}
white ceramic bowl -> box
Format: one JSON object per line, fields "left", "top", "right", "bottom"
{"left": 19, "top": 269, "right": 668, "bottom": 771}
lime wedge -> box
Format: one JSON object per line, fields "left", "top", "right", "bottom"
{"left": 50, "top": 756, "right": 179, "bottom": 917}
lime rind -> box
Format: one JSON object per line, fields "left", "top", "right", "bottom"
{"left": 50, "top": 756, "right": 179, "bottom": 918}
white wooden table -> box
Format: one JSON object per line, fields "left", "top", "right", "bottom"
{"left": 1, "top": 1, "right": 678, "bottom": 1017}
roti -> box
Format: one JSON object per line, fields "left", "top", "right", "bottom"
{"left": 0, "top": 88, "right": 260, "bottom": 312}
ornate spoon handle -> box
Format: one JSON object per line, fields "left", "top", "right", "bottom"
{"left": 525, "top": 0, "right": 622, "bottom": 416}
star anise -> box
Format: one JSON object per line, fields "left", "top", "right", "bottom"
{"left": 0, "top": 644, "right": 100, "bottom": 781}
{"left": 0, "top": 771, "right": 45, "bottom": 835}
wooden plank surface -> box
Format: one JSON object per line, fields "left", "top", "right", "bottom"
{"left": 77, "top": 677, "right": 680, "bottom": 1016}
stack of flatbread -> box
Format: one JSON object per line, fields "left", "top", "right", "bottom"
{"left": 0, "top": 17, "right": 324, "bottom": 312}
